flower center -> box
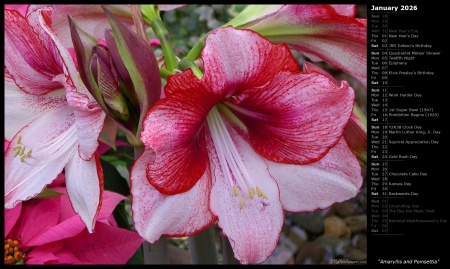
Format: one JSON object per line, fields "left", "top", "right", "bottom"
{"left": 4, "top": 238, "right": 25, "bottom": 265}
{"left": 206, "top": 105, "right": 268, "bottom": 210}
{"left": 12, "top": 135, "right": 32, "bottom": 163}
{"left": 11, "top": 126, "right": 78, "bottom": 166}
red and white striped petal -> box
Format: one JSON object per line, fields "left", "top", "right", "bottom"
{"left": 28, "top": 5, "right": 134, "bottom": 49}
{"left": 288, "top": 36, "right": 367, "bottom": 90}
{"left": 4, "top": 4, "right": 29, "bottom": 16}
{"left": 248, "top": 5, "right": 367, "bottom": 90}
{"left": 140, "top": 85, "right": 220, "bottom": 194}
{"left": 207, "top": 124, "right": 284, "bottom": 264}
{"left": 130, "top": 148, "right": 216, "bottom": 242}
{"left": 201, "top": 27, "right": 300, "bottom": 97}
{"left": 4, "top": 71, "right": 66, "bottom": 141}
{"left": 65, "top": 152, "right": 104, "bottom": 233}
{"left": 230, "top": 70, "right": 354, "bottom": 164}
{"left": 4, "top": 9, "right": 63, "bottom": 95}
{"left": 52, "top": 73, "right": 106, "bottom": 161}
{"left": 4, "top": 105, "right": 77, "bottom": 209}
{"left": 35, "top": 7, "right": 94, "bottom": 99}
{"left": 157, "top": 5, "right": 188, "bottom": 11}
{"left": 330, "top": 4, "right": 356, "bottom": 17}
{"left": 269, "top": 138, "right": 363, "bottom": 212}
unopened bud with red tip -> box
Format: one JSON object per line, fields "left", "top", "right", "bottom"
{"left": 69, "top": 6, "right": 161, "bottom": 143}
{"left": 90, "top": 44, "right": 131, "bottom": 117}
{"left": 102, "top": 6, "right": 161, "bottom": 139}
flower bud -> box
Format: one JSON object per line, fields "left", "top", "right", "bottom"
{"left": 69, "top": 6, "right": 161, "bottom": 139}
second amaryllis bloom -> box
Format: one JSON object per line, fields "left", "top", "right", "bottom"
{"left": 4, "top": 7, "right": 105, "bottom": 233}
{"left": 131, "top": 27, "right": 363, "bottom": 264}
{"left": 227, "top": 4, "right": 367, "bottom": 90}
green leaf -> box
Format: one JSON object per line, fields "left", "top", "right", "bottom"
{"left": 101, "top": 159, "right": 130, "bottom": 196}
{"left": 113, "top": 200, "right": 130, "bottom": 229}
{"left": 33, "top": 188, "right": 63, "bottom": 199}
{"left": 127, "top": 244, "right": 144, "bottom": 264}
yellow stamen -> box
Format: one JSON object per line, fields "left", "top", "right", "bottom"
{"left": 256, "top": 186, "right": 263, "bottom": 197}
{"left": 20, "top": 154, "right": 27, "bottom": 162}
{"left": 13, "top": 146, "right": 21, "bottom": 157}
{"left": 27, "top": 149, "right": 32, "bottom": 157}
{"left": 255, "top": 186, "right": 268, "bottom": 200}
{"left": 17, "top": 135, "right": 22, "bottom": 144}
{"left": 232, "top": 185, "right": 239, "bottom": 197}
{"left": 239, "top": 197, "right": 245, "bottom": 209}
{"left": 19, "top": 146, "right": 25, "bottom": 156}
{"left": 248, "top": 188, "right": 255, "bottom": 200}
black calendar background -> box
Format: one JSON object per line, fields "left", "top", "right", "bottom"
{"left": 366, "top": 1, "right": 448, "bottom": 265}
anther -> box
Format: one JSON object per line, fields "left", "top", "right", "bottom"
{"left": 239, "top": 197, "right": 245, "bottom": 209}
{"left": 13, "top": 146, "right": 21, "bottom": 157}
{"left": 26, "top": 149, "right": 32, "bottom": 157}
{"left": 20, "top": 154, "right": 27, "bottom": 162}
{"left": 248, "top": 188, "right": 255, "bottom": 200}
{"left": 256, "top": 186, "right": 268, "bottom": 200}
{"left": 17, "top": 135, "right": 22, "bottom": 144}
{"left": 19, "top": 146, "right": 25, "bottom": 156}
{"left": 232, "top": 186, "right": 239, "bottom": 197}
{"left": 256, "top": 186, "right": 263, "bottom": 197}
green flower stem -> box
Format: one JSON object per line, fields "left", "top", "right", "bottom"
{"left": 134, "top": 145, "right": 170, "bottom": 264}
{"left": 221, "top": 232, "right": 240, "bottom": 264}
{"left": 159, "top": 68, "right": 172, "bottom": 79}
{"left": 353, "top": 103, "right": 367, "bottom": 126}
{"left": 188, "top": 225, "right": 218, "bottom": 264}
{"left": 179, "top": 58, "right": 203, "bottom": 79}
{"left": 186, "top": 34, "right": 206, "bottom": 61}
{"left": 140, "top": 5, "right": 178, "bottom": 72}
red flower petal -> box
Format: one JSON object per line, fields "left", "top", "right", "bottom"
{"left": 4, "top": 9, "right": 62, "bottom": 95}
{"left": 140, "top": 70, "right": 220, "bottom": 194}
{"left": 131, "top": 148, "right": 217, "bottom": 242}
{"left": 202, "top": 27, "right": 300, "bottom": 97}
{"left": 229, "top": 70, "right": 355, "bottom": 164}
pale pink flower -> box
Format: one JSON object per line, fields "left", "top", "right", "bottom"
{"left": 227, "top": 4, "right": 367, "bottom": 90}
{"left": 4, "top": 7, "right": 105, "bottom": 232}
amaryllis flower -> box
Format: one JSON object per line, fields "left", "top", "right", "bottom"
{"left": 4, "top": 174, "right": 143, "bottom": 265}
{"left": 4, "top": 7, "right": 105, "bottom": 232}
{"left": 26, "top": 5, "right": 135, "bottom": 49}
{"left": 302, "top": 62, "right": 367, "bottom": 168}
{"left": 227, "top": 4, "right": 367, "bottom": 90}
{"left": 131, "top": 27, "right": 363, "bottom": 264}
{"left": 4, "top": 4, "right": 28, "bottom": 16}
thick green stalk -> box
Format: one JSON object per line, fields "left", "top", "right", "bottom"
{"left": 141, "top": 5, "right": 178, "bottom": 72}
{"left": 179, "top": 58, "right": 203, "bottom": 79}
{"left": 186, "top": 34, "right": 206, "bottom": 61}
{"left": 159, "top": 68, "right": 172, "bottom": 79}
{"left": 188, "top": 225, "right": 218, "bottom": 264}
